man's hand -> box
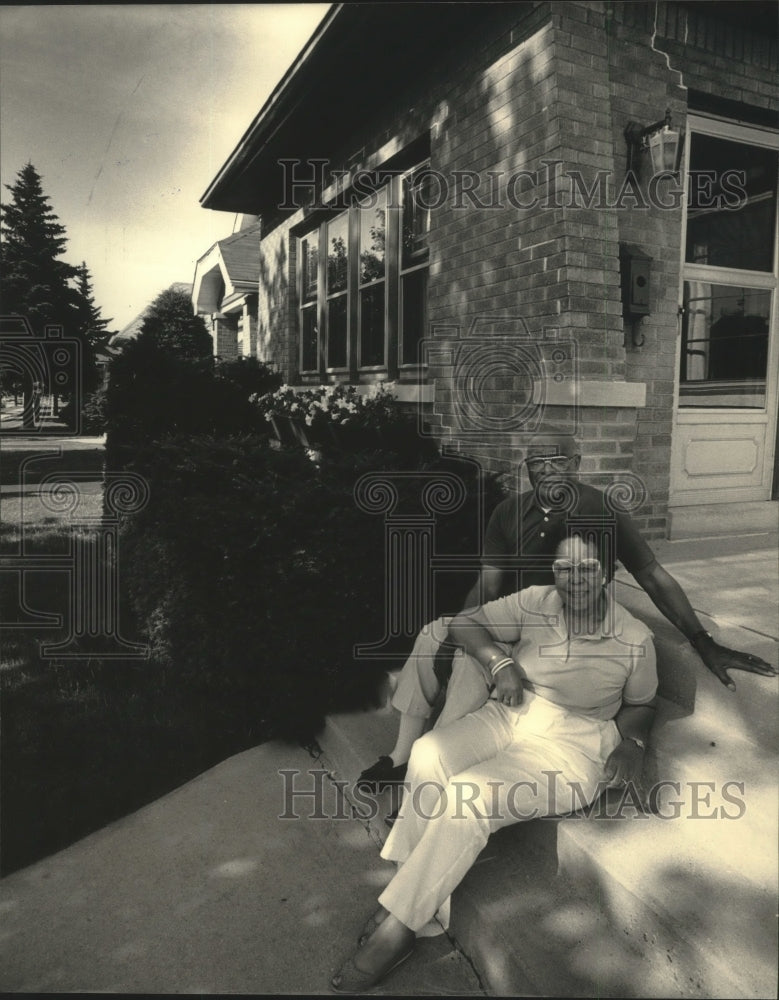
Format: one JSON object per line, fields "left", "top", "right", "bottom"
{"left": 605, "top": 738, "right": 645, "bottom": 788}
{"left": 494, "top": 663, "right": 524, "bottom": 707}
{"left": 696, "top": 635, "right": 778, "bottom": 691}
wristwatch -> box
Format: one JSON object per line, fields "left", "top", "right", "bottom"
{"left": 690, "top": 629, "right": 713, "bottom": 649}
{"left": 625, "top": 736, "right": 646, "bottom": 750}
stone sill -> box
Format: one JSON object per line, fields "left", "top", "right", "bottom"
{"left": 291, "top": 381, "right": 644, "bottom": 408}
{"left": 291, "top": 383, "right": 434, "bottom": 403}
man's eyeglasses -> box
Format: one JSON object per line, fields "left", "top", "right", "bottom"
{"left": 525, "top": 455, "right": 573, "bottom": 473}
{"left": 553, "top": 558, "right": 601, "bottom": 576}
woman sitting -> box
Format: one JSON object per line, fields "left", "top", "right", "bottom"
{"left": 331, "top": 530, "right": 658, "bottom": 993}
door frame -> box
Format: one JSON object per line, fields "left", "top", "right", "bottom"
{"left": 670, "top": 113, "right": 779, "bottom": 506}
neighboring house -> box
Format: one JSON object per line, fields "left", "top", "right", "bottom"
{"left": 108, "top": 282, "right": 193, "bottom": 349}
{"left": 191, "top": 217, "right": 261, "bottom": 360}
{"left": 93, "top": 344, "right": 119, "bottom": 389}
{"left": 199, "top": 1, "right": 778, "bottom": 539}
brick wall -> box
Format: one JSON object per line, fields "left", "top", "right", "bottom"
{"left": 214, "top": 317, "right": 239, "bottom": 360}
{"left": 250, "top": 1, "right": 776, "bottom": 537}
{"left": 257, "top": 216, "right": 300, "bottom": 381}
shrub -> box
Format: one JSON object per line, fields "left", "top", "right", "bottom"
{"left": 215, "top": 356, "right": 283, "bottom": 399}
{"left": 255, "top": 382, "right": 438, "bottom": 462}
{"left": 59, "top": 386, "right": 107, "bottom": 433}
{"left": 104, "top": 337, "right": 281, "bottom": 469}
{"left": 118, "top": 436, "right": 503, "bottom": 743}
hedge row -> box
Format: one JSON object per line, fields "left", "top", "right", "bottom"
{"left": 118, "top": 436, "right": 503, "bottom": 743}
{"left": 104, "top": 344, "right": 282, "bottom": 462}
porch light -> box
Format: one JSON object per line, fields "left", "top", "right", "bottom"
{"left": 624, "top": 108, "right": 681, "bottom": 177}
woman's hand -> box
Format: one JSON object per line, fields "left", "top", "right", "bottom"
{"left": 494, "top": 663, "right": 524, "bottom": 707}
{"left": 604, "top": 738, "right": 645, "bottom": 787}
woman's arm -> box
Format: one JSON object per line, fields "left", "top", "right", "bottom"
{"left": 448, "top": 609, "right": 525, "bottom": 707}
{"left": 614, "top": 700, "right": 657, "bottom": 744}
{"left": 604, "top": 698, "right": 658, "bottom": 787}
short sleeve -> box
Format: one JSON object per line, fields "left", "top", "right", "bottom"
{"left": 622, "top": 634, "right": 658, "bottom": 705}
{"left": 479, "top": 591, "right": 527, "bottom": 644}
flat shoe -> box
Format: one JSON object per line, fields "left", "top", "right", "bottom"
{"left": 330, "top": 945, "right": 414, "bottom": 994}
{"left": 355, "top": 756, "right": 408, "bottom": 793}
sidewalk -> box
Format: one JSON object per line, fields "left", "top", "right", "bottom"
{"left": 0, "top": 740, "right": 483, "bottom": 995}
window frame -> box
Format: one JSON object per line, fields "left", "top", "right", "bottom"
{"left": 677, "top": 114, "right": 779, "bottom": 413}
{"left": 295, "top": 157, "right": 431, "bottom": 383}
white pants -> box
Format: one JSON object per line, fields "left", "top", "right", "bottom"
{"left": 378, "top": 691, "right": 621, "bottom": 934}
{"left": 391, "top": 616, "right": 502, "bottom": 729}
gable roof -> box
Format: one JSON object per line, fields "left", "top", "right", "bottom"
{"left": 191, "top": 226, "right": 261, "bottom": 314}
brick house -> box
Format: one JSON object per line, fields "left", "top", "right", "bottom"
{"left": 191, "top": 218, "right": 261, "bottom": 360}
{"left": 200, "top": 1, "right": 778, "bottom": 539}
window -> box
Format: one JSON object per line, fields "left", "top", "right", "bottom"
{"left": 400, "top": 164, "right": 431, "bottom": 367}
{"left": 679, "top": 123, "right": 778, "bottom": 409}
{"left": 300, "top": 231, "right": 319, "bottom": 371}
{"left": 681, "top": 283, "right": 770, "bottom": 408}
{"left": 326, "top": 213, "right": 348, "bottom": 369}
{"left": 296, "top": 158, "right": 430, "bottom": 379}
{"left": 359, "top": 187, "right": 387, "bottom": 367}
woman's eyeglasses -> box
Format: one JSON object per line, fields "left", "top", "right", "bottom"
{"left": 553, "top": 558, "right": 602, "bottom": 576}
{"left": 525, "top": 455, "right": 572, "bottom": 473}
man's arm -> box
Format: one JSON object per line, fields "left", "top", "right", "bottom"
{"left": 461, "top": 566, "right": 505, "bottom": 611}
{"left": 632, "top": 561, "right": 777, "bottom": 690}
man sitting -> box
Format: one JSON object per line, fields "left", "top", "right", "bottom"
{"left": 356, "top": 430, "right": 777, "bottom": 802}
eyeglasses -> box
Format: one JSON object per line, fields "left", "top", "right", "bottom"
{"left": 553, "top": 558, "right": 602, "bottom": 576}
{"left": 525, "top": 455, "right": 574, "bottom": 473}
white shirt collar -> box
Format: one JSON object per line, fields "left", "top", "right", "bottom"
{"left": 543, "top": 585, "right": 624, "bottom": 640}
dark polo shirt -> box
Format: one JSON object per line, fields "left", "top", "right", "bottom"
{"left": 482, "top": 481, "right": 656, "bottom": 597}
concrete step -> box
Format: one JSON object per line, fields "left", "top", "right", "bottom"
{"left": 552, "top": 689, "right": 777, "bottom": 999}
{"left": 317, "top": 708, "right": 716, "bottom": 997}
{"left": 643, "top": 700, "right": 777, "bottom": 891}
{"left": 556, "top": 805, "right": 777, "bottom": 999}
{"left": 614, "top": 576, "right": 779, "bottom": 751}
{"left": 667, "top": 502, "right": 778, "bottom": 540}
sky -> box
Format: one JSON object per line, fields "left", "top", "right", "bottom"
{"left": 0, "top": 3, "right": 330, "bottom": 331}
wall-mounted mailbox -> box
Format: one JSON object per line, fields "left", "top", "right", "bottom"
{"left": 619, "top": 243, "right": 653, "bottom": 347}
{"left": 619, "top": 243, "right": 652, "bottom": 317}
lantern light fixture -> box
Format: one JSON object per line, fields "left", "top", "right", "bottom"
{"left": 624, "top": 108, "right": 681, "bottom": 177}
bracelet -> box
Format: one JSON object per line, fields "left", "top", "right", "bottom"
{"left": 490, "top": 657, "right": 514, "bottom": 678}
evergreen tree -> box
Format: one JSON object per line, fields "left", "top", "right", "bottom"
{"left": 0, "top": 163, "right": 99, "bottom": 420}
{"left": 0, "top": 162, "right": 78, "bottom": 331}
{"left": 139, "top": 287, "right": 213, "bottom": 360}
{"left": 73, "top": 261, "right": 113, "bottom": 351}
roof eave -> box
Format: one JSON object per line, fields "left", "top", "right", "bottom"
{"left": 200, "top": 4, "right": 342, "bottom": 212}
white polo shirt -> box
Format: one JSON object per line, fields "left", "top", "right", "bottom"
{"left": 481, "top": 585, "right": 657, "bottom": 721}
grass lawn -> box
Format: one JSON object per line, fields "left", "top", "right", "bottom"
{"left": 0, "top": 444, "right": 270, "bottom": 876}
